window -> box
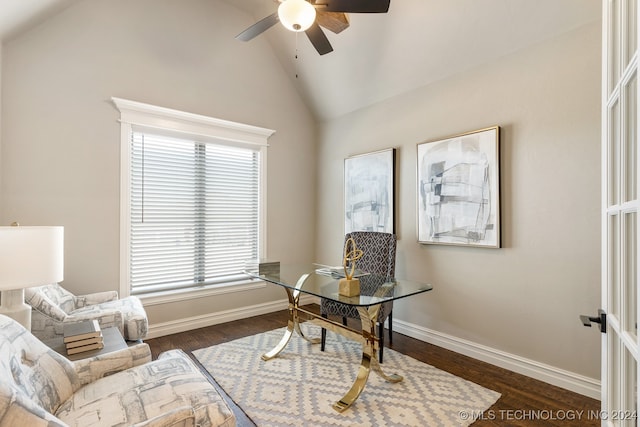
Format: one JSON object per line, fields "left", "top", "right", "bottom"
{"left": 113, "top": 98, "right": 275, "bottom": 297}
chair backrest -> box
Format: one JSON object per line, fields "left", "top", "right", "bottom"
{"left": 0, "top": 315, "right": 78, "bottom": 423}
{"left": 344, "top": 231, "right": 397, "bottom": 279}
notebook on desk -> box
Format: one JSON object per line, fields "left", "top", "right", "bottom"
{"left": 313, "top": 264, "right": 370, "bottom": 278}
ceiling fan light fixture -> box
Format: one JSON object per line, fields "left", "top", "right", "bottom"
{"left": 278, "top": 0, "right": 316, "bottom": 32}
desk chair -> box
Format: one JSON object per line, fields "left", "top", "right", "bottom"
{"left": 320, "top": 231, "right": 397, "bottom": 363}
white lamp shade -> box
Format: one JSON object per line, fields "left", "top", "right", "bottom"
{"left": 0, "top": 226, "right": 64, "bottom": 290}
{"left": 278, "top": 0, "right": 316, "bottom": 32}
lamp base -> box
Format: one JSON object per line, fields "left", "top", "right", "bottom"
{"left": 0, "top": 289, "right": 32, "bottom": 331}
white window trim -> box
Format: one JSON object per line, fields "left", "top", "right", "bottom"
{"left": 112, "top": 97, "right": 275, "bottom": 299}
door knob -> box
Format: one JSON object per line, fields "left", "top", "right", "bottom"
{"left": 579, "top": 309, "right": 607, "bottom": 333}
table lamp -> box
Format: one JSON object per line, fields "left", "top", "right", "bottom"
{"left": 0, "top": 225, "right": 64, "bottom": 331}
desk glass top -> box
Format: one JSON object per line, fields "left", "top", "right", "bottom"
{"left": 246, "top": 264, "right": 433, "bottom": 307}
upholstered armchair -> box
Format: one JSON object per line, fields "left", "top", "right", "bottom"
{"left": 320, "top": 231, "right": 397, "bottom": 363}
{"left": 0, "top": 314, "right": 235, "bottom": 427}
{"left": 25, "top": 283, "right": 148, "bottom": 341}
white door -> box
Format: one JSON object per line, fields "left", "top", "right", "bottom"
{"left": 600, "top": 0, "right": 639, "bottom": 425}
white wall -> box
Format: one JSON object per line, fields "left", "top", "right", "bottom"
{"left": 0, "top": 43, "right": 2, "bottom": 218}
{"left": 316, "top": 22, "right": 602, "bottom": 382}
{"left": 0, "top": 0, "right": 318, "bottom": 324}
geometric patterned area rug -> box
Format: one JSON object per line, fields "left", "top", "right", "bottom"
{"left": 193, "top": 324, "right": 500, "bottom": 426}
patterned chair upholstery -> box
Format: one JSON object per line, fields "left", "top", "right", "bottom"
{"left": 320, "top": 231, "right": 397, "bottom": 363}
{"left": 0, "top": 314, "right": 235, "bottom": 427}
{"left": 25, "top": 283, "right": 148, "bottom": 341}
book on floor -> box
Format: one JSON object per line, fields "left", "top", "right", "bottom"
{"left": 63, "top": 319, "right": 102, "bottom": 343}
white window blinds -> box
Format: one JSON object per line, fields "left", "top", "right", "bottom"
{"left": 129, "top": 131, "right": 260, "bottom": 295}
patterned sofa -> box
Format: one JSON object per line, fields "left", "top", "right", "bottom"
{"left": 25, "top": 283, "right": 148, "bottom": 341}
{"left": 0, "top": 315, "right": 235, "bottom": 427}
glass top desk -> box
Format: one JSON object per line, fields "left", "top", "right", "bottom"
{"left": 245, "top": 263, "right": 433, "bottom": 412}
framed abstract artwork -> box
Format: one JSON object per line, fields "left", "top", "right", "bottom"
{"left": 417, "top": 126, "right": 501, "bottom": 248}
{"left": 344, "top": 148, "right": 396, "bottom": 234}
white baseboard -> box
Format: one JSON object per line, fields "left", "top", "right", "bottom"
{"left": 147, "top": 298, "right": 600, "bottom": 400}
{"left": 146, "top": 294, "right": 318, "bottom": 339}
{"left": 392, "top": 319, "right": 601, "bottom": 400}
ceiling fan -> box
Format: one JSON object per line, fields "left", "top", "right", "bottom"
{"left": 235, "top": 0, "right": 391, "bottom": 55}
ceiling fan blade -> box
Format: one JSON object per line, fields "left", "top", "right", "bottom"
{"left": 305, "top": 21, "right": 333, "bottom": 55}
{"left": 236, "top": 12, "right": 280, "bottom": 41}
{"left": 317, "top": 11, "right": 349, "bottom": 34}
{"left": 314, "top": 0, "right": 390, "bottom": 13}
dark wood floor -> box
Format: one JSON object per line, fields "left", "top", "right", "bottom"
{"left": 146, "top": 305, "right": 600, "bottom": 427}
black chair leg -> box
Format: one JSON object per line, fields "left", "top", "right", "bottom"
{"left": 388, "top": 311, "right": 393, "bottom": 345}
{"left": 378, "top": 321, "right": 384, "bottom": 363}
{"left": 321, "top": 314, "right": 328, "bottom": 352}
{"left": 342, "top": 316, "right": 348, "bottom": 326}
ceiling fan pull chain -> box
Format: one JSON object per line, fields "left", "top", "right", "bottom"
{"left": 295, "top": 31, "right": 300, "bottom": 79}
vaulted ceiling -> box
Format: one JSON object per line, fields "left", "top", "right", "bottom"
{"left": 1, "top": 0, "right": 601, "bottom": 121}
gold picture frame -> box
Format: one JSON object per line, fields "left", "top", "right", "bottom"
{"left": 417, "top": 126, "right": 501, "bottom": 248}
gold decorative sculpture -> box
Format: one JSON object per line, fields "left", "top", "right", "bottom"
{"left": 338, "top": 237, "right": 364, "bottom": 297}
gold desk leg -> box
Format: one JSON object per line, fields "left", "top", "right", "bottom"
{"left": 363, "top": 306, "right": 402, "bottom": 384}
{"left": 263, "top": 278, "right": 402, "bottom": 412}
{"left": 333, "top": 304, "right": 394, "bottom": 412}
{"left": 261, "top": 274, "right": 318, "bottom": 361}
{"left": 261, "top": 315, "right": 294, "bottom": 361}
{"left": 370, "top": 356, "right": 403, "bottom": 383}
{"left": 295, "top": 315, "right": 321, "bottom": 345}
{"left": 333, "top": 351, "right": 372, "bottom": 412}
